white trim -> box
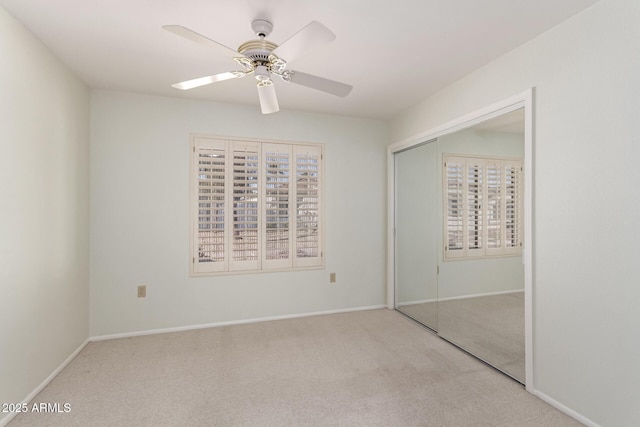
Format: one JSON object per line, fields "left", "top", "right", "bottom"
{"left": 90, "top": 305, "right": 386, "bottom": 341}
{"left": 389, "top": 91, "right": 528, "bottom": 152}
{"left": 386, "top": 147, "right": 395, "bottom": 309}
{"left": 533, "top": 390, "right": 601, "bottom": 427}
{"left": 0, "top": 339, "right": 90, "bottom": 427}
{"left": 387, "top": 88, "right": 534, "bottom": 391}
{"left": 523, "top": 88, "right": 534, "bottom": 394}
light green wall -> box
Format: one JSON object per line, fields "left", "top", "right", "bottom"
{"left": 89, "top": 90, "right": 389, "bottom": 337}
{"left": 0, "top": 6, "right": 90, "bottom": 424}
{"left": 395, "top": 142, "right": 438, "bottom": 305}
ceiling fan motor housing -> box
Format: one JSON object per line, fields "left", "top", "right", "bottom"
{"left": 238, "top": 19, "right": 281, "bottom": 73}
{"left": 237, "top": 39, "right": 278, "bottom": 64}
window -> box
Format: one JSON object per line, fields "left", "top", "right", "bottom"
{"left": 444, "top": 155, "right": 523, "bottom": 260}
{"left": 191, "top": 136, "right": 323, "bottom": 275}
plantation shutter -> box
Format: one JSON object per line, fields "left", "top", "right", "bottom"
{"left": 466, "top": 158, "right": 485, "bottom": 257}
{"left": 444, "top": 155, "right": 522, "bottom": 260}
{"left": 444, "top": 158, "right": 465, "bottom": 259}
{"left": 191, "top": 136, "right": 324, "bottom": 275}
{"left": 504, "top": 161, "right": 522, "bottom": 254}
{"left": 486, "top": 160, "right": 503, "bottom": 254}
{"left": 230, "top": 141, "right": 260, "bottom": 271}
{"left": 294, "top": 145, "right": 322, "bottom": 267}
{"left": 192, "top": 137, "right": 228, "bottom": 273}
{"left": 262, "top": 143, "right": 293, "bottom": 269}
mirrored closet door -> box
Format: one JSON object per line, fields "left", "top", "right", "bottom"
{"left": 394, "top": 108, "right": 526, "bottom": 384}
{"left": 395, "top": 141, "right": 438, "bottom": 331}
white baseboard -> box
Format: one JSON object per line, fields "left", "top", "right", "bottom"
{"left": 0, "top": 339, "right": 89, "bottom": 427}
{"left": 439, "top": 289, "right": 524, "bottom": 302}
{"left": 398, "top": 290, "right": 523, "bottom": 306}
{"left": 90, "top": 304, "right": 387, "bottom": 341}
{"left": 533, "top": 390, "right": 601, "bottom": 427}
{"left": 397, "top": 298, "right": 437, "bottom": 307}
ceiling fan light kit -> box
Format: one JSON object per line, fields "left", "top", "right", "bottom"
{"left": 164, "top": 19, "right": 353, "bottom": 114}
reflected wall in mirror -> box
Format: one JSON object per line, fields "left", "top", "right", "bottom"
{"left": 393, "top": 107, "right": 526, "bottom": 384}
{"left": 395, "top": 142, "right": 438, "bottom": 330}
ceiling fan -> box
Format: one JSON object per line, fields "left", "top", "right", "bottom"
{"left": 163, "top": 19, "right": 353, "bottom": 114}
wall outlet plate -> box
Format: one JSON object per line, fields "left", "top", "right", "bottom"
{"left": 137, "top": 285, "right": 146, "bottom": 298}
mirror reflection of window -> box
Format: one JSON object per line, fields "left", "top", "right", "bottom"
{"left": 394, "top": 107, "right": 526, "bottom": 384}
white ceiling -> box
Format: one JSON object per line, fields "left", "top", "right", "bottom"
{"left": 0, "top": 0, "right": 600, "bottom": 119}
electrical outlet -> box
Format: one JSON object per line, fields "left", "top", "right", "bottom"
{"left": 137, "top": 285, "right": 146, "bottom": 298}
{"left": 330, "top": 273, "right": 336, "bottom": 283}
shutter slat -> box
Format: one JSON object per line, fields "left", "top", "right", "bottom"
{"left": 294, "top": 145, "right": 322, "bottom": 267}
{"left": 445, "top": 160, "right": 464, "bottom": 255}
{"left": 194, "top": 139, "right": 227, "bottom": 271}
{"left": 231, "top": 142, "right": 260, "bottom": 267}
{"left": 264, "top": 145, "right": 292, "bottom": 264}
{"left": 296, "top": 151, "right": 320, "bottom": 259}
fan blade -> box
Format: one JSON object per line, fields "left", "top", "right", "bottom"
{"left": 272, "top": 21, "right": 335, "bottom": 63}
{"left": 257, "top": 81, "right": 279, "bottom": 114}
{"left": 285, "top": 71, "right": 352, "bottom": 97}
{"left": 172, "top": 72, "right": 244, "bottom": 90}
{"left": 163, "top": 25, "right": 244, "bottom": 59}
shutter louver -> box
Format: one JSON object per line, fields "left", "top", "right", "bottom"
{"left": 262, "top": 144, "right": 292, "bottom": 269}
{"left": 294, "top": 146, "right": 322, "bottom": 267}
{"left": 231, "top": 141, "right": 260, "bottom": 270}
{"left": 466, "top": 159, "right": 484, "bottom": 256}
{"left": 445, "top": 160, "right": 465, "bottom": 258}
{"left": 504, "top": 162, "right": 522, "bottom": 253}
{"left": 193, "top": 138, "right": 227, "bottom": 272}
{"left": 486, "top": 161, "right": 503, "bottom": 253}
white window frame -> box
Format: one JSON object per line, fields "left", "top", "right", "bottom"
{"left": 190, "top": 135, "right": 324, "bottom": 276}
{"left": 443, "top": 154, "right": 523, "bottom": 261}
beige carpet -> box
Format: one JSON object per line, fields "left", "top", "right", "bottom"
{"left": 9, "top": 309, "right": 580, "bottom": 427}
